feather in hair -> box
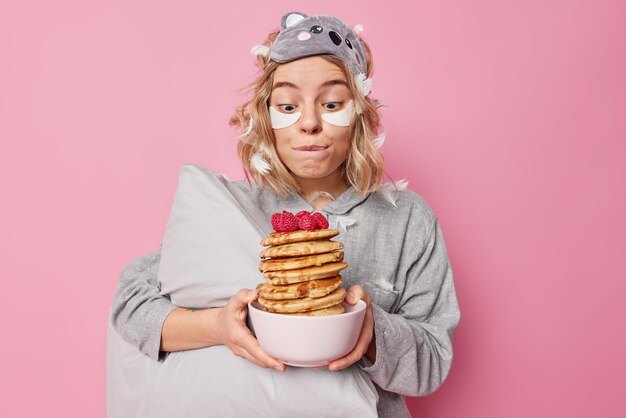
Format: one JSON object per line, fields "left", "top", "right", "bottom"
{"left": 250, "top": 152, "right": 271, "bottom": 174}
{"left": 354, "top": 101, "right": 363, "bottom": 115}
{"left": 378, "top": 179, "right": 409, "bottom": 207}
{"left": 372, "top": 131, "right": 386, "bottom": 149}
{"left": 355, "top": 73, "right": 373, "bottom": 97}
{"left": 250, "top": 45, "right": 270, "bottom": 57}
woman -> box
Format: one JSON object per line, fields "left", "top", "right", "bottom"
{"left": 111, "top": 12, "right": 460, "bottom": 418}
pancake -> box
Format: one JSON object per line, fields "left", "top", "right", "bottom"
{"left": 260, "top": 240, "right": 343, "bottom": 259}
{"left": 264, "top": 262, "right": 348, "bottom": 285}
{"left": 257, "top": 276, "right": 342, "bottom": 300}
{"left": 282, "top": 303, "right": 345, "bottom": 316}
{"left": 258, "top": 287, "right": 347, "bottom": 313}
{"left": 259, "top": 251, "right": 344, "bottom": 272}
{"left": 261, "top": 228, "right": 340, "bottom": 246}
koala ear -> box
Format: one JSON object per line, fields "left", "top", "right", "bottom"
{"left": 280, "top": 12, "right": 307, "bottom": 30}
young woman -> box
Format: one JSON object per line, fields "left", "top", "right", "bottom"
{"left": 111, "top": 12, "right": 460, "bottom": 418}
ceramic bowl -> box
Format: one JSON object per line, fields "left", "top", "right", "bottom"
{"left": 247, "top": 300, "right": 366, "bottom": 367}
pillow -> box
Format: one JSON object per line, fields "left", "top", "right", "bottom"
{"left": 157, "top": 164, "right": 272, "bottom": 308}
{"left": 107, "top": 318, "right": 378, "bottom": 417}
{"left": 107, "top": 164, "right": 379, "bottom": 417}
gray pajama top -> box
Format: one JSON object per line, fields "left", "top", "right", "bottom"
{"left": 111, "top": 181, "right": 460, "bottom": 418}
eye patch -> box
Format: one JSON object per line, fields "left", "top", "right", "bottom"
{"left": 268, "top": 100, "right": 355, "bottom": 129}
{"left": 269, "top": 106, "right": 302, "bottom": 129}
{"left": 321, "top": 100, "right": 354, "bottom": 127}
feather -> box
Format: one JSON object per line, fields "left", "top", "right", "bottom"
{"left": 378, "top": 179, "right": 409, "bottom": 207}
{"left": 353, "top": 24, "right": 364, "bottom": 35}
{"left": 334, "top": 215, "right": 356, "bottom": 233}
{"left": 250, "top": 45, "right": 270, "bottom": 57}
{"left": 250, "top": 152, "right": 270, "bottom": 174}
{"left": 374, "top": 99, "right": 389, "bottom": 109}
{"left": 235, "top": 116, "right": 253, "bottom": 140}
{"left": 306, "top": 191, "right": 335, "bottom": 205}
{"left": 372, "top": 131, "right": 386, "bottom": 149}
{"left": 354, "top": 101, "right": 363, "bottom": 115}
{"left": 355, "top": 73, "right": 373, "bottom": 97}
{"left": 365, "top": 278, "right": 398, "bottom": 293}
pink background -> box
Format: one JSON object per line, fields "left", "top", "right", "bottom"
{"left": 1, "top": 0, "right": 624, "bottom": 416}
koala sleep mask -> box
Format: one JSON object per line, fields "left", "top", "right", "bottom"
{"left": 251, "top": 12, "right": 373, "bottom": 99}
{"left": 270, "top": 12, "right": 368, "bottom": 79}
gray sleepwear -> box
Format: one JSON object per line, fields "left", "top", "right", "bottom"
{"left": 111, "top": 181, "right": 460, "bottom": 418}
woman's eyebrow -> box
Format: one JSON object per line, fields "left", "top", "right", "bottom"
{"left": 272, "top": 81, "right": 298, "bottom": 90}
{"left": 272, "top": 79, "right": 349, "bottom": 90}
{"left": 320, "top": 79, "right": 349, "bottom": 89}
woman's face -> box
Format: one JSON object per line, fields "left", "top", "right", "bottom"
{"left": 269, "top": 56, "right": 353, "bottom": 183}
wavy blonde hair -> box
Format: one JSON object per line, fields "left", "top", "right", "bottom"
{"left": 230, "top": 30, "right": 384, "bottom": 196}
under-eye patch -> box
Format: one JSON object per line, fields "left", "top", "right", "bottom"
{"left": 269, "top": 106, "right": 302, "bottom": 129}
{"left": 321, "top": 100, "right": 354, "bottom": 127}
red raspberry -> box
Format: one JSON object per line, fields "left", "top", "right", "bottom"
{"left": 311, "top": 212, "right": 329, "bottom": 229}
{"left": 271, "top": 212, "right": 282, "bottom": 232}
{"left": 298, "top": 213, "right": 318, "bottom": 230}
{"left": 295, "top": 210, "right": 310, "bottom": 219}
{"left": 279, "top": 211, "right": 299, "bottom": 232}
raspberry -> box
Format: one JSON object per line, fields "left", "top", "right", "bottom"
{"left": 295, "top": 210, "right": 310, "bottom": 219}
{"left": 279, "top": 211, "right": 299, "bottom": 232}
{"left": 271, "top": 212, "right": 282, "bottom": 232}
{"left": 298, "top": 213, "right": 318, "bottom": 230}
{"left": 311, "top": 212, "right": 329, "bottom": 229}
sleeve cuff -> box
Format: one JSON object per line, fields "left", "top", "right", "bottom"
{"left": 357, "top": 303, "right": 389, "bottom": 374}
{"left": 145, "top": 299, "right": 179, "bottom": 362}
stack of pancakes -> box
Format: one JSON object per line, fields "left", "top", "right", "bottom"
{"left": 257, "top": 228, "right": 348, "bottom": 316}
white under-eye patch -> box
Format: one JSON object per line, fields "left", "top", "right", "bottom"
{"left": 321, "top": 100, "right": 354, "bottom": 127}
{"left": 269, "top": 106, "right": 302, "bottom": 129}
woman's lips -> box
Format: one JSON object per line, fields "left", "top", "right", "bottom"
{"left": 294, "top": 145, "right": 328, "bottom": 151}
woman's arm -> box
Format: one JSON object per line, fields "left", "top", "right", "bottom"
{"left": 110, "top": 251, "right": 177, "bottom": 360}
{"left": 358, "top": 219, "right": 461, "bottom": 397}
{"left": 111, "top": 250, "right": 284, "bottom": 370}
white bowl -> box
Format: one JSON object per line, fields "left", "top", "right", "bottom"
{"left": 247, "top": 300, "right": 366, "bottom": 367}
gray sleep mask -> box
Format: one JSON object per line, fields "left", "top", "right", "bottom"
{"left": 269, "top": 12, "right": 368, "bottom": 79}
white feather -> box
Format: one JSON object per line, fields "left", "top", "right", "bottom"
{"left": 365, "top": 278, "right": 398, "bottom": 293}
{"left": 250, "top": 152, "right": 270, "bottom": 174}
{"left": 378, "top": 179, "right": 409, "bottom": 207}
{"left": 250, "top": 45, "right": 270, "bottom": 57}
{"left": 355, "top": 73, "right": 373, "bottom": 97}
{"left": 353, "top": 24, "right": 364, "bottom": 35}
{"left": 372, "top": 132, "right": 386, "bottom": 149}
{"left": 394, "top": 179, "right": 409, "bottom": 192}
{"left": 306, "top": 191, "right": 335, "bottom": 205}
{"left": 354, "top": 101, "right": 363, "bottom": 115}
{"left": 235, "top": 116, "right": 253, "bottom": 140}
{"left": 334, "top": 215, "right": 357, "bottom": 233}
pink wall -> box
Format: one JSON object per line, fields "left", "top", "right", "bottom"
{"left": 2, "top": 1, "right": 624, "bottom": 416}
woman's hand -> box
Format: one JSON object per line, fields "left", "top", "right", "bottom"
{"left": 327, "top": 285, "right": 376, "bottom": 371}
{"left": 214, "top": 289, "right": 285, "bottom": 372}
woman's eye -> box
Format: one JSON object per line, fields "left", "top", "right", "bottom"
{"left": 323, "top": 102, "right": 342, "bottom": 111}
{"left": 279, "top": 104, "right": 297, "bottom": 113}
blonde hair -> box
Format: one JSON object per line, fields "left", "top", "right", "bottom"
{"left": 230, "top": 30, "right": 384, "bottom": 196}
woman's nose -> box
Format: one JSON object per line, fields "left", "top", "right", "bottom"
{"left": 298, "top": 105, "right": 322, "bottom": 135}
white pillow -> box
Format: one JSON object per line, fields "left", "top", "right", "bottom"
{"left": 107, "top": 164, "right": 379, "bottom": 417}
{"left": 157, "top": 164, "right": 271, "bottom": 308}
